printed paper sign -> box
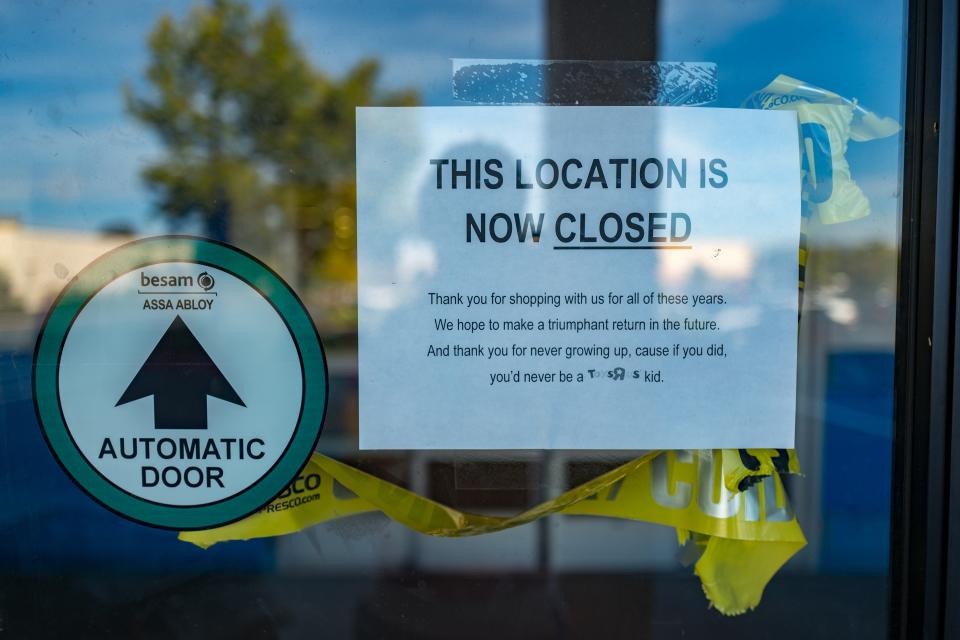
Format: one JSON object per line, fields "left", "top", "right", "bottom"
{"left": 356, "top": 106, "right": 799, "bottom": 449}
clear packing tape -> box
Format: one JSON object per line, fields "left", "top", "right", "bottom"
{"left": 181, "top": 74, "right": 895, "bottom": 616}
{"left": 182, "top": 449, "right": 804, "bottom": 616}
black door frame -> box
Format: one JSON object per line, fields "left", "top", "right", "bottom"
{"left": 891, "top": 0, "right": 958, "bottom": 636}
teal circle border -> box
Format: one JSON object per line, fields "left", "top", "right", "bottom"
{"left": 32, "top": 236, "right": 328, "bottom": 530}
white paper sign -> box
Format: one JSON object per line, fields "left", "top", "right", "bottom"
{"left": 356, "top": 106, "right": 799, "bottom": 450}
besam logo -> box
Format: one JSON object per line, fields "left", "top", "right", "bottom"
{"left": 198, "top": 271, "right": 215, "bottom": 291}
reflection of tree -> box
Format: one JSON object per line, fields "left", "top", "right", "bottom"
{"left": 125, "top": 0, "right": 417, "bottom": 288}
{"left": 0, "top": 270, "right": 22, "bottom": 313}
{"left": 807, "top": 242, "right": 897, "bottom": 298}
{"left": 805, "top": 241, "right": 898, "bottom": 333}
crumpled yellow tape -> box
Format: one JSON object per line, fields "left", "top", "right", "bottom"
{"left": 180, "top": 449, "right": 805, "bottom": 615}
{"left": 721, "top": 448, "right": 801, "bottom": 493}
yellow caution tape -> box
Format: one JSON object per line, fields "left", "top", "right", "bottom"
{"left": 721, "top": 448, "right": 801, "bottom": 493}
{"left": 181, "top": 449, "right": 804, "bottom": 615}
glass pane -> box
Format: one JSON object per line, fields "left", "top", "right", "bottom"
{"left": 0, "top": 1, "right": 904, "bottom": 637}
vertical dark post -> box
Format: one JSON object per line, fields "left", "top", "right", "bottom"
{"left": 548, "top": 0, "right": 658, "bottom": 61}
{"left": 209, "top": 191, "right": 231, "bottom": 243}
{"left": 208, "top": 83, "right": 230, "bottom": 243}
{"left": 538, "top": 0, "right": 660, "bottom": 625}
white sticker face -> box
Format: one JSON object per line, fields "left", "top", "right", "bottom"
{"left": 58, "top": 263, "right": 304, "bottom": 506}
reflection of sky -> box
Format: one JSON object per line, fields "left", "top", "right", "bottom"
{"left": 0, "top": 0, "right": 903, "bottom": 242}
{"left": 0, "top": 0, "right": 542, "bottom": 232}
{"left": 658, "top": 0, "right": 906, "bottom": 245}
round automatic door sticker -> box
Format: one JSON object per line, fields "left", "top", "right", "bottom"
{"left": 32, "top": 236, "right": 328, "bottom": 529}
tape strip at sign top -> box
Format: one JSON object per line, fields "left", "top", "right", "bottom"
{"left": 182, "top": 449, "right": 805, "bottom": 616}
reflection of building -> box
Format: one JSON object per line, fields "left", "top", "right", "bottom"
{"left": 0, "top": 217, "right": 133, "bottom": 313}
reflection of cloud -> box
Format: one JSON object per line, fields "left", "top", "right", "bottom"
{"left": 292, "top": 1, "right": 542, "bottom": 95}
{"left": 360, "top": 236, "right": 436, "bottom": 312}
{"left": 0, "top": 2, "right": 182, "bottom": 85}
{"left": 659, "top": 0, "right": 784, "bottom": 52}
{"left": 397, "top": 237, "right": 437, "bottom": 282}
{"left": 0, "top": 0, "right": 178, "bottom": 230}
{"left": 856, "top": 172, "right": 901, "bottom": 200}
{"left": 658, "top": 241, "right": 754, "bottom": 286}
{"left": 1, "top": 0, "right": 541, "bottom": 233}
{"left": 0, "top": 120, "right": 160, "bottom": 229}
{"left": 812, "top": 294, "right": 858, "bottom": 325}
{"left": 715, "top": 306, "right": 761, "bottom": 332}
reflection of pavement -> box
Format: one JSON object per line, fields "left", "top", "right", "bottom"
{"left": 0, "top": 573, "right": 887, "bottom": 638}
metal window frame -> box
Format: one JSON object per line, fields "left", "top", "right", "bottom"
{"left": 891, "top": 0, "right": 959, "bottom": 637}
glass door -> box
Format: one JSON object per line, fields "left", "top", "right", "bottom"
{"left": 0, "top": 0, "right": 937, "bottom": 637}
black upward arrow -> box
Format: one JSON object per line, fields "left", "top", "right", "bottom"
{"left": 116, "top": 315, "right": 245, "bottom": 429}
